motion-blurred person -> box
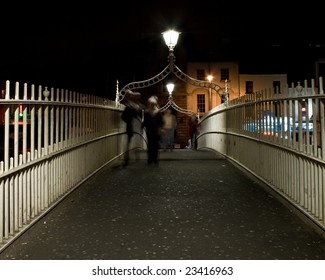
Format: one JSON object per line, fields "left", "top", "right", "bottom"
{"left": 162, "top": 108, "right": 177, "bottom": 151}
{"left": 121, "top": 90, "right": 143, "bottom": 166}
{"left": 188, "top": 113, "right": 199, "bottom": 150}
{"left": 142, "top": 96, "right": 164, "bottom": 165}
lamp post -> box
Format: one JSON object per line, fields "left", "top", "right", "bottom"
{"left": 162, "top": 30, "right": 180, "bottom": 70}
{"left": 116, "top": 29, "right": 225, "bottom": 111}
{"left": 207, "top": 75, "right": 213, "bottom": 110}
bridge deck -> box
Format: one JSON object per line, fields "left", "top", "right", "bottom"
{"left": 0, "top": 149, "right": 325, "bottom": 260}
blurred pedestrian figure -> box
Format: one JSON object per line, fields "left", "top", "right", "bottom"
{"left": 142, "top": 96, "right": 164, "bottom": 165}
{"left": 162, "top": 108, "right": 177, "bottom": 151}
{"left": 188, "top": 113, "right": 199, "bottom": 150}
{"left": 121, "top": 90, "right": 143, "bottom": 166}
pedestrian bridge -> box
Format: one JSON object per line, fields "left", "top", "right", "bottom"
{"left": 0, "top": 78, "right": 325, "bottom": 258}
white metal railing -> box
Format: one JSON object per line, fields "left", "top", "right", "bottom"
{"left": 2, "top": 76, "right": 324, "bottom": 251}
{"left": 0, "top": 80, "right": 145, "bottom": 250}
{"left": 198, "top": 77, "right": 325, "bottom": 232}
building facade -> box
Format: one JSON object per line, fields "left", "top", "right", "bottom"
{"left": 141, "top": 61, "right": 288, "bottom": 148}
{"left": 185, "top": 62, "right": 287, "bottom": 117}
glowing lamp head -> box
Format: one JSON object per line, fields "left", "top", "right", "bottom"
{"left": 166, "top": 83, "right": 175, "bottom": 95}
{"left": 162, "top": 30, "right": 180, "bottom": 51}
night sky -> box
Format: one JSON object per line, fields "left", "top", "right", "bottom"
{"left": 1, "top": 1, "right": 324, "bottom": 99}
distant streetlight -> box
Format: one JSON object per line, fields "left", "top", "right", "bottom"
{"left": 166, "top": 83, "right": 175, "bottom": 99}
{"left": 207, "top": 75, "right": 213, "bottom": 110}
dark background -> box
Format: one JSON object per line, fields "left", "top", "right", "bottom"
{"left": 1, "top": 1, "right": 324, "bottom": 99}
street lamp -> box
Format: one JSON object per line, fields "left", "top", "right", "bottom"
{"left": 166, "top": 83, "right": 175, "bottom": 99}
{"left": 162, "top": 30, "right": 180, "bottom": 51}
{"left": 207, "top": 75, "right": 213, "bottom": 82}
{"left": 162, "top": 30, "right": 180, "bottom": 67}
{"left": 116, "top": 29, "right": 225, "bottom": 110}
{"left": 207, "top": 75, "right": 213, "bottom": 110}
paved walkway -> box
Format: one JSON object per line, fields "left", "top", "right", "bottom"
{"left": 0, "top": 149, "right": 325, "bottom": 260}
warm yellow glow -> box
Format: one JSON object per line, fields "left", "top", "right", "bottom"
{"left": 207, "top": 75, "right": 213, "bottom": 82}
{"left": 162, "top": 30, "right": 180, "bottom": 50}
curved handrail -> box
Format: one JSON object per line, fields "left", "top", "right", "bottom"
{"left": 115, "top": 51, "right": 228, "bottom": 112}
{"left": 116, "top": 65, "right": 171, "bottom": 104}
